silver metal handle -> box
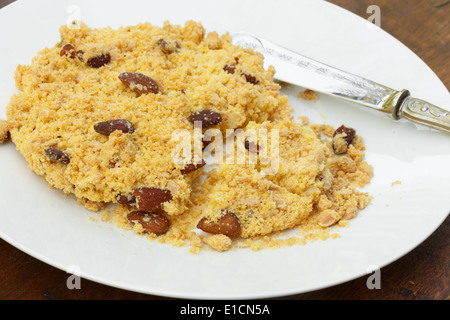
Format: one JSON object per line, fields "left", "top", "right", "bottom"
{"left": 397, "top": 96, "right": 450, "bottom": 134}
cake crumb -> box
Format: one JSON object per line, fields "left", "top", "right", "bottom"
{"left": 0, "top": 119, "right": 10, "bottom": 143}
{"left": 297, "top": 116, "right": 310, "bottom": 126}
{"left": 338, "top": 220, "right": 349, "bottom": 227}
{"left": 189, "top": 232, "right": 204, "bottom": 254}
{"left": 189, "top": 246, "right": 201, "bottom": 254}
{"left": 391, "top": 180, "right": 401, "bottom": 186}
{"left": 298, "top": 89, "right": 318, "bottom": 101}
{"left": 205, "top": 234, "right": 232, "bottom": 252}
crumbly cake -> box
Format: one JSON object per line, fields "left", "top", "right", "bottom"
{"left": 190, "top": 121, "right": 332, "bottom": 238}
{"left": 4, "top": 21, "right": 373, "bottom": 252}
{"left": 155, "top": 120, "right": 372, "bottom": 251}
{"left": 6, "top": 21, "right": 291, "bottom": 217}
{"left": 96, "top": 119, "right": 372, "bottom": 252}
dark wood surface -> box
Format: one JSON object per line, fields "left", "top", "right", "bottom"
{"left": 0, "top": 0, "right": 448, "bottom": 300}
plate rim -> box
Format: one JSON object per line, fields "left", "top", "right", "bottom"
{"left": 0, "top": 0, "right": 449, "bottom": 299}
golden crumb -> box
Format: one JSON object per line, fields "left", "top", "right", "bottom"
{"left": 0, "top": 119, "right": 10, "bottom": 143}
{"left": 338, "top": 220, "right": 349, "bottom": 227}
{"left": 189, "top": 246, "right": 200, "bottom": 254}
{"left": 298, "top": 116, "right": 310, "bottom": 126}
{"left": 204, "top": 234, "right": 233, "bottom": 252}
{"left": 298, "top": 89, "right": 318, "bottom": 101}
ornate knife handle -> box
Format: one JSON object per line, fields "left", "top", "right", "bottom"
{"left": 396, "top": 96, "right": 450, "bottom": 134}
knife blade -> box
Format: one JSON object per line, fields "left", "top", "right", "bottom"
{"left": 231, "top": 32, "right": 450, "bottom": 134}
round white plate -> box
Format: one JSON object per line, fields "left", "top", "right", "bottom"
{"left": 0, "top": 0, "right": 449, "bottom": 299}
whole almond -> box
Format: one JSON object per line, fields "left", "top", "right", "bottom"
{"left": 127, "top": 211, "right": 170, "bottom": 235}
{"left": 180, "top": 159, "right": 206, "bottom": 174}
{"left": 87, "top": 53, "right": 111, "bottom": 68}
{"left": 187, "top": 109, "right": 222, "bottom": 127}
{"left": 133, "top": 187, "right": 172, "bottom": 212}
{"left": 44, "top": 147, "right": 70, "bottom": 164}
{"left": 119, "top": 72, "right": 159, "bottom": 95}
{"left": 94, "top": 119, "right": 134, "bottom": 136}
{"left": 197, "top": 211, "right": 241, "bottom": 237}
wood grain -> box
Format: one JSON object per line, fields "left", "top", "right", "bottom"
{"left": 327, "top": 0, "right": 450, "bottom": 89}
{"left": 0, "top": 0, "right": 448, "bottom": 300}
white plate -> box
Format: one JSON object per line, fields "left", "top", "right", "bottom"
{"left": 0, "top": 0, "right": 449, "bottom": 299}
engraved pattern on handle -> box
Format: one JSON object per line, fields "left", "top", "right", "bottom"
{"left": 398, "top": 96, "right": 450, "bottom": 133}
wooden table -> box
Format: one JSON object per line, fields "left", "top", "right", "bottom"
{"left": 0, "top": 0, "right": 448, "bottom": 300}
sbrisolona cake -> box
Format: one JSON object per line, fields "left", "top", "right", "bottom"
{"left": 153, "top": 119, "right": 372, "bottom": 252}
{"left": 3, "top": 20, "right": 373, "bottom": 252}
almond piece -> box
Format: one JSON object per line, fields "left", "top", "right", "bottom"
{"left": 86, "top": 53, "right": 111, "bottom": 68}
{"left": 119, "top": 72, "right": 159, "bottom": 95}
{"left": 133, "top": 187, "right": 172, "bottom": 212}
{"left": 317, "top": 210, "right": 340, "bottom": 227}
{"left": 241, "top": 72, "right": 259, "bottom": 84}
{"left": 333, "top": 125, "right": 356, "bottom": 145}
{"left": 127, "top": 211, "right": 170, "bottom": 235}
{"left": 197, "top": 211, "right": 241, "bottom": 237}
{"left": 108, "top": 156, "right": 120, "bottom": 168}
{"left": 116, "top": 193, "right": 136, "bottom": 205}
{"left": 223, "top": 64, "right": 236, "bottom": 74}
{"left": 244, "top": 139, "right": 260, "bottom": 154}
{"left": 332, "top": 125, "right": 356, "bottom": 154}
{"left": 180, "top": 159, "right": 206, "bottom": 174}
{"left": 94, "top": 119, "right": 134, "bottom": 136}
{"left": 76, "top": 50, "right": 84, "bottom": 61}
{"left": 44, "top": 147, "right": 70, "bottom": 164}
{"left": 187, "top": 109, "right": 222, "bottom": 127}
{"left": 60, "top": 44, "right": 76, "bottom": 59}
{"left": 157, "top": 38, "right": 178, "bottom": 54}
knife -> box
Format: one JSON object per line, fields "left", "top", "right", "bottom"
{"left": 231, "top": 32, "right": 450, "bottom": 134}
